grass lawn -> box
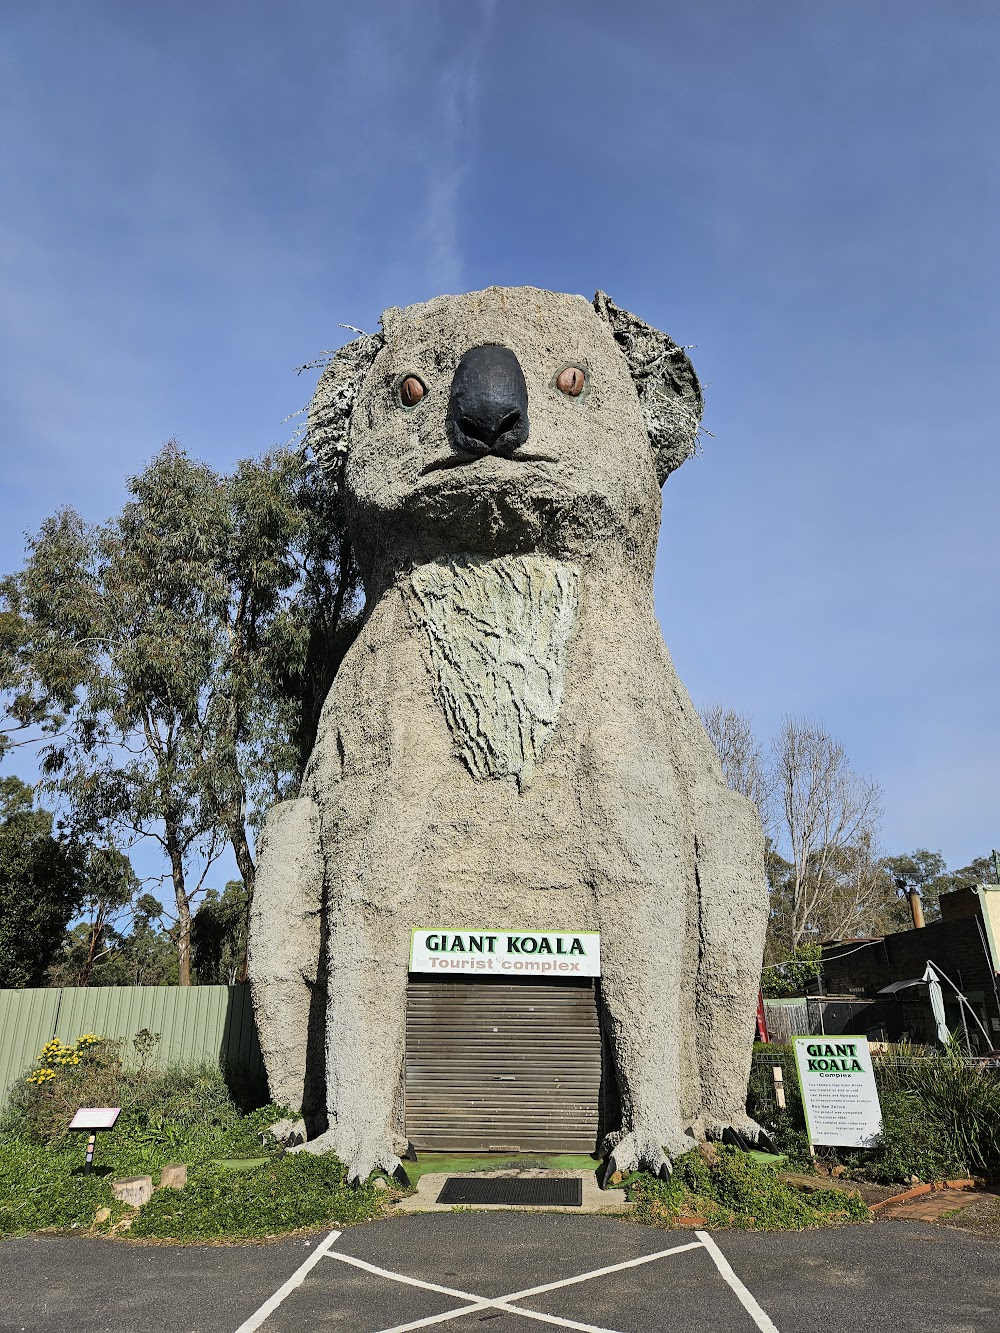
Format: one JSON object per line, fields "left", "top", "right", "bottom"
{"left": 0, "top": 1039, "right": 384, "bottom": 1241}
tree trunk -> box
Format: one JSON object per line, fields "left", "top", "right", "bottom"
{"left": 77, "top": 918, "right": 100, "bottom": 987}
{"left": 167, "top": 829, "right": 192, "bottom": 986}
{"left": 228, "top": 818, "right": 255, "bottom": 984}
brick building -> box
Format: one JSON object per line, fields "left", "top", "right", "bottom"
{"left": 814, "top": 885, "right": 1000, "bottom": 1049}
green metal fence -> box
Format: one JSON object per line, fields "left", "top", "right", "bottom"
{"left": 0, "top": 985, "right": 265, "bottom": 1110}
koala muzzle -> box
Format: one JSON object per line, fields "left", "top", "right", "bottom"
{"left": 448, "top": 344, "right": 530, "bottom": 457}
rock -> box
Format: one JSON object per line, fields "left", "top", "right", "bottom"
{"left": 696, "top": 1142, "right": 720, "bottom": 1168}
{"left": 112, "top": 1176, "right": 153, "bottom": 1208}
{"left": 372, "top": 1177, "right": 389, "bottom": 1190}
{"left": 93, "top": 1207, "right": 111, "bottom": 1226}
{"left": 159, "top": 1163, "right": 187, "bottom": 1189}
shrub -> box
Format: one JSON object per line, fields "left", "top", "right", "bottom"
{"left": 747, "top": 1042, "right": 1000, "bottom": 1183}
{"left": 2, "top": 1031, "right": 279, "bottom": 1161}
{"left": 0, "top": 1028, "right": 388, "bottom": 1240}
{"left": 629, "top": 1147, "right": 869, "bottom": 1231}
{"left": 130, "top": 1154, "right": 382, "bottom": 1239}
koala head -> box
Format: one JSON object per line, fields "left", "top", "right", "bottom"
{"left": 308, "top": 286, "right": 702, "bottom": 595}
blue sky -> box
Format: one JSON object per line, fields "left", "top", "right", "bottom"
{"left": 2, "top": 0, "right": 998, "bottom": 883}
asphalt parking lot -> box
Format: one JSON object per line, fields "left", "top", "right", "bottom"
{"left": 0, "top": 1215, "right": 996, "bottom": 1333}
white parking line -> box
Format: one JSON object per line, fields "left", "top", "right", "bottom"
{"left": 502, "top": 1241, "right": 703, "bottom": 1301}
{"left": 327, "top": 1249, "right": 622, "bottom": 1333}
{"left": 375, "top": 1301, "right": 624, "bottom": 1333}
{"left": 348, "top": 1239, "right": 704, "bottom": 1333}
{"left": 697, "top": 1231, "right": 779, "bottom": 1333}
{"left": 235, "top": 1228, "right": 780, "bottom": 1333}
{"left": 233, "top": 1230, "right": 342, "bottom": 1333}
{"left": 323, "top": 1249, "right": 487, "bottom": 1302}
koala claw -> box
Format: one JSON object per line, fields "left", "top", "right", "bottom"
{"left": 703, "top": 1114, "right": 775, "bottom": 1153}
{"left": 603, "top": 1127, "right": 693, "bottom": 1182}
{"left": 288, "top": 1128, "right": 406, "bottom": 1187}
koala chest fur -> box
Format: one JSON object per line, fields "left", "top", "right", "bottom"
{"left": 409, "top": 553, "right": 579, "bottom": 789}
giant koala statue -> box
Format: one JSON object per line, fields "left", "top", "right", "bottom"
{"left": 248, "top": 286, "right": 769, "bottom": 1185}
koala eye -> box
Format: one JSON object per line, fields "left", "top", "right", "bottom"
{"left": 399, "top": 375, "right": 426, "bottom": 408}
{"left": 555, "top": 366, "right": 586, "bottom": 397}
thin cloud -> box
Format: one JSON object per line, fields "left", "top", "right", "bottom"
{"left": 419, "top": 0, "right": 497, "bottom": 293}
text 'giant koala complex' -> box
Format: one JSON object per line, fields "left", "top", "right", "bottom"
{"left": 248, "top": 286, "right": 769, "bottom": 1184}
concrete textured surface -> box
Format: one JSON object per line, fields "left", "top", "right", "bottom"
{"left": 248, "top": 285, "right": 770, "bottom": 1184}
{"left": 2, "top": 1217, "right": 998, "bottom": 1332}
{"left": 392, "top": 1167, "right": 629, "bottom": 1214}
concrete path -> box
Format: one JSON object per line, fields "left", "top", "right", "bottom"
{"left": 1, "top": 1215, "right": 997, "bottom": 1332}
{"left": 393, "top": 1168, "right": 629, "bottom": 1213}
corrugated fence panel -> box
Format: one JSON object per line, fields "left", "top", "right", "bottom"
{"left": 0, "top": 986, "right": 265, "bottom": 1110}
{"left": 0, "top": 989, "right": 61, "bottom": 1114}
{"left": 763, "top": 999, "right": 812, "bottom": 1043}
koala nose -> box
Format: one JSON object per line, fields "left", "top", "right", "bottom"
{"left": 448, "top": 344, "right": 530, "bottom": 456}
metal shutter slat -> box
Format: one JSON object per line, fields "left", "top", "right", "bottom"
{"left": 405, "top": 977, "right": 602, "bottom": 1153}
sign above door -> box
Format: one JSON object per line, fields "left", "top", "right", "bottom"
{"left": 410, "top": 929, "right": 601, "bottom": 977}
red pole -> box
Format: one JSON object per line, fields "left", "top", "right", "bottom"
{"left": 756, "top": 989, "right": 771, "bottom": 1043}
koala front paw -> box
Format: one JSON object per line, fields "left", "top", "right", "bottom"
{"left": 703, "top": 1114, "right": 775, "bottom": 1153}
{"left": 602, "top": 1126, "right": 694, "bottom": 1182}
{"left": 288, "top": 1127, "right": 407, "bottom": 1187}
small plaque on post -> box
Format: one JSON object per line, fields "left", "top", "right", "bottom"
{"left": 69, "top": 1107, "right": 121, "bottom": 1131}
{"left": 69, "top": 1107, "right": 121, "bottom": 1174}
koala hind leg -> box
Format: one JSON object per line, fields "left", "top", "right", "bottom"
{"left": 598, "top": 893, "right": 697, "bottom": 1178}
{"left": 248, "top": 797, "right": 327, "bottom": 1132}
{"left": 691, "top": 796, "right": 770, "bottom": 1145}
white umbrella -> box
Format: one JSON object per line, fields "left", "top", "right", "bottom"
{"left": 922, "top": 962, "right": 950, "bottom": 1045}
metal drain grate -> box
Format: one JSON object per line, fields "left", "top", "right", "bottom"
{"left": 436, "top": 1176, "right": 582, "bottom": 1207}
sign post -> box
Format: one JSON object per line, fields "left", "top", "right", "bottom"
{"left": 792, "top": 1036, "right": 882, "bottom": 1150}
{"left": 69, "top": 1107, "right": 121, "bottom": 1174}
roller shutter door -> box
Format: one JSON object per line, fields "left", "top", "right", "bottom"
{"left": 405, "top": 977, "right": 602, "bottom": 1152}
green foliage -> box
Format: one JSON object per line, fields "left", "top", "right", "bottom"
{"left": 747, "top": 1046, "right": 1000, "bottom": 1184}
{"left": 0, "top": 1140, "right": 119, "bottom": 1235}
{"left": 628, "top": 1147, "right": 869, "bottom": 1230}
{"left": 761, "top": 943, "right": 822, "bottom": 998}
{"left": 130, "top": 1154, "right": 381, "bottom": 1239}
{"left": 848, "top": 1047, "right": 1000, "bottom": 1182}
{"left": 192, "top": 880, "right": 249, "bottom": 984}
{"left": 0, "top": 1028, "right": 377, "bottom": 1240}
{"left": 0, "top": 776, "right": 83, "bottom": 986}
{"left": 1, "top": 442, "right": 362, "bottom": 985}
{"left": 3, "top": 1032, "right": 266, "bottom": 1158}
{"left": 0, "top": 1086, "right": 369, "bottom": 1239}
{"left": 836, "top": 1090, "right": 969, "bottom": 1185}
{"left": 951, "top": 853, "right": 999, "bottom": 889}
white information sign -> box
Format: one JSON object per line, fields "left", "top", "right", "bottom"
{"left": 792, "top": 1036, "right": 883, "bottom": 1148}
{"left": 69, "top": 1107, "right": 121, "bottom": 1131}
{"left": 410, "top": 929, "right": 600, "bottom": 977}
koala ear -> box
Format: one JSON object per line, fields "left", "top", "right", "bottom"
{"left": 307, "top": 330, "right": 384, "bottom": 478}
{"left": 593, "top": 290, "right": 703, "bottom": 484}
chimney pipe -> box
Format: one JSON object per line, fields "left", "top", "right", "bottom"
{"left": 907, "top": 887, "right": 925, "bottom": 930}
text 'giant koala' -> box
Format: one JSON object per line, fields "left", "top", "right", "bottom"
{"left": 248, "top": 286, "right": 769, "bottom": 1184}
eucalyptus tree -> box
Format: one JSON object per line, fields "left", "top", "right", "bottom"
{"left": 2, "top": 440, "right": 361, "bottom": 983}
{"left": 0, "top": 777, "right": 83, "bottom": 987}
